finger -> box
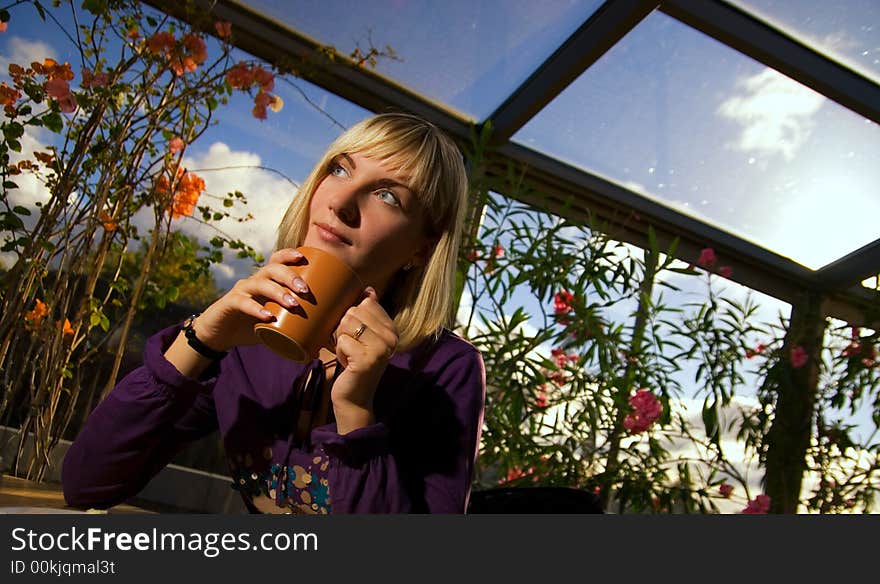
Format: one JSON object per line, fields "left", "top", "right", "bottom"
{"left": 256, "top": 264, "right": 311, "bottom": 300}
{"left": 267, "top": 248, "right": 305, "bottom": 265}
{"left": 239, "top": 275, "right": 301, "bottom": 310}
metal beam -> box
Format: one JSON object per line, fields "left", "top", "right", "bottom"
{"left": 660, "top": 0, "right": 880, "bottom": 127}
{"left": 140, "top": 0, "right": 880, "bottom": 326}
{"left": 816, "top": 238, "right": 880, "bottom": 291}
{"left": 141, "top": 0, "right": 476, "bottom": 138}
{"left": 488, "top": 0, "right": 657, "bottom": 143}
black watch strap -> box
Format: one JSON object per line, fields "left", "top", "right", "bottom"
{"left": 182, "top": 314, "right": 227, "bottom": 361}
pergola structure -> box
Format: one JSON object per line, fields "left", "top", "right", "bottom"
{"left": 146, "top": 0, "right": 879, "bottom": 328}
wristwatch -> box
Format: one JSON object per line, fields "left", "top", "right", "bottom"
{"left": 181, "top": 314, "right": 228, "bottom": 361}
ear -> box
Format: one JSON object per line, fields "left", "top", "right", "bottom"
{"left": 408, "top": 236, "right": 439, "bottom": 269}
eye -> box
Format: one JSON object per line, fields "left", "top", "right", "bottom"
{"left": 329, "top": 162, "right": 349, "bottom": 178}
{"left": 376, "top": 189, "right": 401, "bottom": 207}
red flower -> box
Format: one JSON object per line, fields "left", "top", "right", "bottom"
{"left": 719, "top": 483, "right": 734, "bottom": 498}
{"left": 554, "top": 290, "right": 574, "bottom": 315}
{"left": 492, "top": 244, "right": 504, "bottom": 258}
{"left": 741, "top": 494, "right": 770, "bottom": 514}
{"left": 718, "top": 265, "right": 733, "bottom": 278}
{"left": 697, "top": 247, "right": 716, "bottom": 268}
{"left": 745, "top": 343, "right": 765, "bottom": 359}
{"left": 466, "top": 249, "right": 479, "bottom": 263}
{"left": 790, "top": 345, "right": 808, "bottom": 369}
{"left": 214, "top": 20, "right": 232, "bottom": 39}
{"left": 623, "top": 389, "right": 663, "bottom": 434}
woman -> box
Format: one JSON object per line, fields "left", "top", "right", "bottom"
{"left": 62, "top": 113, "right": 486, "bottom": 513}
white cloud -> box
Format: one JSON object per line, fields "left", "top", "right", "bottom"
{"left": 167, "top": 142, "right": 300, "bottom": 289}
{"left": 718, "top": 68, "right": 825, "bottom": 160}
{"left": 0, "top": 37, "right": 56, "bottom": 79}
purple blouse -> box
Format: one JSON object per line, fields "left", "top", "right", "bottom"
{"left": 62, "top": 325, "right": 486, "bottom": 513}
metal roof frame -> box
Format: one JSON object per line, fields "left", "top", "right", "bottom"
{"left": 143, "top": 0, "right": 879, "bottom": 326}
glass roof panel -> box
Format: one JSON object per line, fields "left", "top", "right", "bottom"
{"left": 513, "top": 10, "right": 880, "bottom": 270}
{"left": 727, "top": 0, "right": 880, "bottom": 84}
{"left": 243, "top": 0, "right": 605, "bottom": 119}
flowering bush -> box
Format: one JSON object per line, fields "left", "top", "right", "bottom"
{"left": 0, "top": 0, "right": 391, "bottom": 481}
{"left": 461, "top": 124, "right": 879, "bottom": 514}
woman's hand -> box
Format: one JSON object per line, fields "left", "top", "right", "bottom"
{"left": 190, "top": 248, "right": 309, "bottom": 352}
{"left": 330, "top": 286, "right": 399, "bottom": 433}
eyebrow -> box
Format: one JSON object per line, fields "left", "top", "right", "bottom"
{"left": 338, "top": 153, "right": 415, "bottom": 193}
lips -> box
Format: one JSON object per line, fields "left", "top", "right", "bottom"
{"left": 314, "top": 222, "right": 352, "bottom": 245}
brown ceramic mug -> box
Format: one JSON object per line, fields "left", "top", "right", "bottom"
{"left": 253, "top": 246, "right": 364, "bottom": 362}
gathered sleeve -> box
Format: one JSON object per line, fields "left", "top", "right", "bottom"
{"left": 311, "top": 343, "right": 486, "bottom": 513}
{"left": 61, "top": 326, "right": 219, "bottom": 509}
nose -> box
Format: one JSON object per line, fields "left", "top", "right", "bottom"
{"left": 329, "top": 184, "right": 360, "bottom": 226}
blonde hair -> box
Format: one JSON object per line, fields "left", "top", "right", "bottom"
{"left": 275, "top": 112, "right": 469, "bottom": 351}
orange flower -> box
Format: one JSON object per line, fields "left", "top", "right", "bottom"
{"left": 61, "top": 319, "right": 74, "bottom": 336}
{"left": 25, "top": 299, "right": 49, "bottom": 330}
{"left": 160, "top": 168, "right": 206, "bottom": 219}
{"left": 0, "top": 20, "right": 8, "bottom": 34}
{"left": 214, "top": 21, "right": 232, "bottom": 39}
{"left": 99, "top": 210, "right": 117, "bottom": 231}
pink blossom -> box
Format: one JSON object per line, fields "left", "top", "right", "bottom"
{"left": 253, "top": 66, "right": 275, "bottom": 92}
{"left": 81, "top": 68, "right": 109, "bottom": 88}
{"left": 741, "top": 494, "right": 771, "bottom": 514}
{"left": 551, "top": 348, "right": 568, "bottom": 368}
{"left": 214, "top": 20, "right": 232, "bottom": 39}
{"left": 623, "top": 389, "right": 663, "bottom": 434}
{"left": 146, "top": 31, "right": 176, "bottom": 55}
{"left": 168, "top": 137, "right": 185, "bottom": 154}
{"left": 251, "top": 91, "right": 275, "bottom": 120}
{"left": 226, "top": 62, "right": 255, "bottom": 89}
{"left": 56, "top": 93, "right": 77, "bottom": 113}
{"left": 719, "top": 483, "right": 734, "bottom": 498}
{"left": 718, "top": 265, "right": 733, "bottom": 278}
{"left": 790, "top": 345, "right": 808, "bottom": 369}
{"left": 554, "top": 290, "right": 574, "bottom": 315}
{"left": 697, "top": 247, "right": 716, "bottom": 268}
{"left": 536, "top": 385, "right": 549, "bottom": 409}
{"left": 492, "top": 244, "right": 504, "bottom": 258}
{"left": 44, "top": 78, "right": 70, "bottom": 99}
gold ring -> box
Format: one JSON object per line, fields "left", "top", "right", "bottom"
{"left": 353, "top": 323, "right": 367, "bottom": 340}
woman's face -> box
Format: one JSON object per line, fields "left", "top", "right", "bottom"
{"left": 302, "top": 151, "right": 433, "bottom": 293}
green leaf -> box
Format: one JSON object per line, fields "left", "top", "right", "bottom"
{"left": 0, "top": 10, "right": 10, "bottom": 23}
{"left": 43, "top": 112, "right": 63, "bottom": 133}
{"left": 100, "top": 314, "right": 110, "bottom": 332}
{"left": 90, "top": 313, "right": 101, "bottom": 327}
{"left": 3, "top": 181, "right": 19, "bottom": 189}
{"left": 223, "top": 198, "right": 233, "bottom": 208}
{"left": 167, "top": 286, "right": 180, "bottom": 302}
{"left": 82, "top": 0, "right": 108, "bottom": 16}
{"left": 13, "top": 205, "right": 31, "bottom": 216}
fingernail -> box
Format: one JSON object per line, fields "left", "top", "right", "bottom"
{"left": 283, "top": 294, "right": 298, "bottom": 306}
{"left": 292, "top": 278, "right": 308, "bottom": 293}
{"left": 259, "top": 309, "right": 274, "bottom": 318}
